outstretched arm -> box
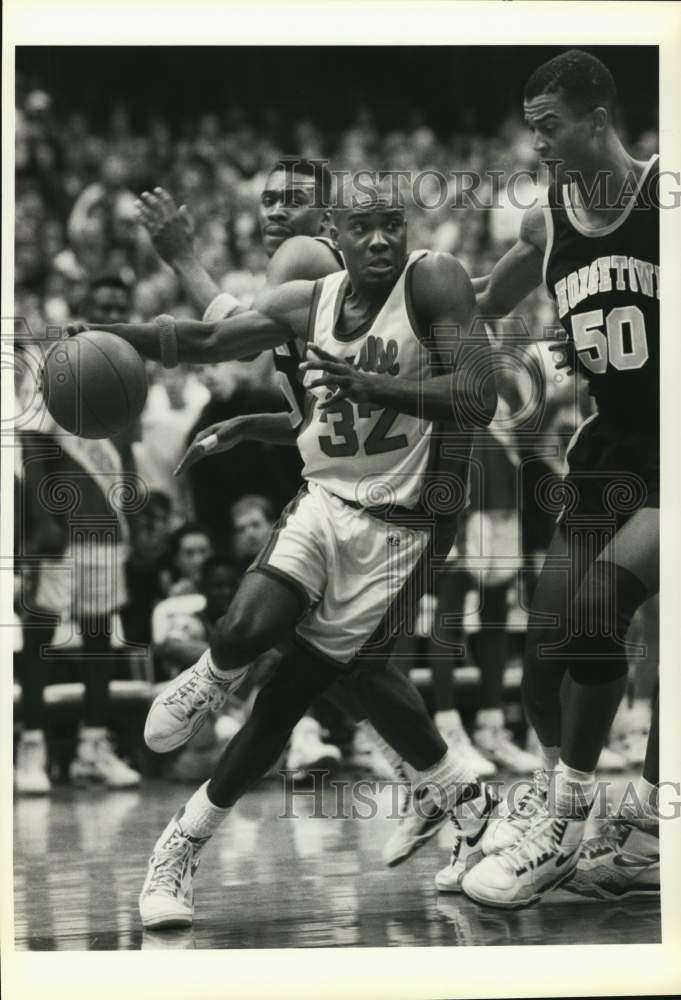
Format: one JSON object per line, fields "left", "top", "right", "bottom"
{"left": 477, "top": 203, "right": 546, "bottom": 318}
{"left": 300, "top": 253, "right": 497, "bottom": 429}
{"left": 174, "top": 411, "right": 297, "bottom": 476}
{"left": 77, "top": 280, "right": 314, "bottom": 365}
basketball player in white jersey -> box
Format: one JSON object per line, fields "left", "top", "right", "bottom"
{"left": 78, "top": 174, "right": 500, "bottom": 927}
{"left": 137, "top": 159, "right": 494, "bottom": 869}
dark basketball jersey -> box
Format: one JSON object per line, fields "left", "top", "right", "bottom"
{"left": 271, "top": 236, "right": 344, "bottom": 428}
{"left": 543, "top": 155, "right": 660, "bottom": 512}
{"left": 544, "top": 155, "right": 659, "bottom": 429}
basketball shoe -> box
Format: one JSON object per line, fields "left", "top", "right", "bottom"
{"left": 69, "top": 728, "right": 141, "bottom": 788}
{"left": 139, "top": 809, "right": 209, "bottom": 929}
{"left": 481, "top": 768, "right": 549, "bottom": 855}
{"left": 433, "top": 784, "right": 500, "bottom": 891}
{"left": 461, "top": 806, "right": 584, "bottom": 908}
{"left": 15, "top": 730, "right": 51, "bottom": 795}
{"left": 565, "top": 812, "right": 659, "bottom": 900}
{"left": 473, "top": 726, "right": 542, "bottom": 775}
{"left": 382, "top": 783, "right": 450, "bottom": 866}
{"left": 145, "top": 651, "right": 249, "bottom": 753}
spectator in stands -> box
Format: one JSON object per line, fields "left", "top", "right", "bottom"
{"left": 230, "top": 495, "right": 276, "bottom": 573}
{"left": 164, "top": 522, "right": 214, "bottom": 596}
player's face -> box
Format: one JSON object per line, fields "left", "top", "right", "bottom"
{"left": 175, "top": 532, "right": 213, "bottom": 585}
{"left": 333, "top": 208, "right": 407, "bottom": 290}
{"left": 259, "top": 169, "right": 325, "bottom": 257}
{"left": 232, "top": 509, "right": 273, "bottom": 560}
{"left": 88, "top": 287, "right": 131, "bottom": 325}
{"left": 524, "top": 91, "right": 597, "bottom": 180}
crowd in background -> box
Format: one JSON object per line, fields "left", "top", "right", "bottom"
{"left": 13, "top": 78, "right": 659, "bottom": 794}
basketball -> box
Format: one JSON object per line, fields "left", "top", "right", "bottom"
{"left": 42, "top": 331, "right": 148, "bottom": 439}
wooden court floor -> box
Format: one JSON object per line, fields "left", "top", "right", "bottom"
{"left": 13, "top": 774, "right": 661, "bottom": 951}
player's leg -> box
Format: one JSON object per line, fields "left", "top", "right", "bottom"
{"left": 144, "top": 569, "right": 305, "bottom": 753}
{"left": 139, "top": 645, "right": 341, "bottom": 929}
{"left": 464, "top": 507, "right": 659, "bottom": 908}
{"left": 70, "top": 612, "right": 141, "bottom": 788}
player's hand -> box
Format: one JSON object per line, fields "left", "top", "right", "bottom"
{"left": 65, "top": 322, "right": 90, "bottom": 337}
{"left": 173, "top": 418, "right": 244, "bottom": 476}
{"left": 548, "top": 340, "right": 576, "bottom": 376}
{"left": 136, "top": 187, "right": 196, "bottom": 265}
{"left": 299, "top": 343, "right": 374, "bottom": 409}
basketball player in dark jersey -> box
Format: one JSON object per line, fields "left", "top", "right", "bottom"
{"left": 134, "top": 160, "right": 483, "bottom": 877}
{"left": 457, "top": 50, "right": 660, "bottom": 907}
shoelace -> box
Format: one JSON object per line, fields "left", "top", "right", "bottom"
{"left": 504, "top": 813, "right": 568, "bottom": 874}
{"left": 150, "top": 834, "right": 195, "bottom": 896}
{"left": 507, "top": 777, "right": 546, "bottom": 825}
{"left": 580, "top": 818, "right": 623, "bottom": 859}
{"left": 169, "top": 669, "right": 227, "bottom": 717}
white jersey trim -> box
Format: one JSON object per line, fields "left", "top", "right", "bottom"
{"left": 562, "top": 154, "right": 658, "bottom": 239}
{"left": 541, "top": 202, "right": 554, "bottom": 289}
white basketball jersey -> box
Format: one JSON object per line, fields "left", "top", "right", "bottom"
{"left": 297, "top": 249, "right": 441, "bottom": 510}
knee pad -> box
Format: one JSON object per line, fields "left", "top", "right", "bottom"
{"left": 567, "top": 560, "right": 648, "bottom": 686}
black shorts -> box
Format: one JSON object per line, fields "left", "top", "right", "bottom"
{"left": 562, "top": 414, "right": 659, "bottom": 521}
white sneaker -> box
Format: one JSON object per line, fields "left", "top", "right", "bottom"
{"left": 145, "top": 655, "right": 249, "bottom": 753}
{"left": 139, "top": 810, "right": 209, "bottom": 929}
{"left": 15, "top": 731, "right": 51, "bottom": 796}
{"left": 473, "top": 726, "right": 542, "bottom": 775}
{"left": 286, "top": 718, "right": 342, "bottom": 779}
{"left": 70, "top": 731, "right": 141, "bottom": 788}
{"left": 565, "top": 814, "right": 660, "bottom": 901}
{"left": 481, "top": 769, "right": 549, "bottom": 855}
{"left": 597, "top": 746, "right": 628, "bottom": 772}
{"left": 436, "top": 710, "right": 497, "bottom": 778}
{"left": 382, "top": 785, "right": 449, "bottom": 867}
{"left": 434, "top": 784, "right": 500, "bottom": 892}
{"left": 462, "top": 808, "right": 585, "bottom": 908}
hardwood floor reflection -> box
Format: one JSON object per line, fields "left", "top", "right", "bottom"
{"left": 13, "top": 776, "right": 661, "bottom": 950}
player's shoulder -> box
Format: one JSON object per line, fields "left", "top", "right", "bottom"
{"left": 267, "top": 235, "right": 342, "bottom": 284}
{"left": 411, "top": 250, "right": 472, "bottom": 297}
{"left": 519, "top": 200, "right": 547, "bottom": 253}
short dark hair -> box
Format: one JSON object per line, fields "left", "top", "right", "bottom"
{"left": 88, "top": 274, "right": 132, "bottom": 297}
{"left": 268, "top": 157, "right": 332, "bottom": 208}
{"left": 524, "top": 49, "right": 617, "bottom": 116}
{"left": 169, "top": 521, "right": 213, "bottom": 559}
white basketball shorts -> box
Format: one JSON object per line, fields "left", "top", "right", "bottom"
{"left": 248, "top": 481, "right": 453, "bottom": 668}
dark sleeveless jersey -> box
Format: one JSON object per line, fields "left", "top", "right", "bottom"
{"left": 271, "top": 236, "right": 345, "bottom": 428}
{"left": 544, "top": 155, "right": 659, "bottom": 431}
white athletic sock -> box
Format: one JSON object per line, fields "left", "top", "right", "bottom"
{"left": 20, "top": 729, "right": 45, "bottom": 743}
{"left": 179, "top": 781, "right": 231, "bottom": 839}
{"left": 362, "top": 723, "right": 415, "bottom": 782}
{"left": 554, "top": 760, "right": 596, "bottom": 819}
{"left": 198, "top": 648, "right": 245, "bottom": 683}
{"left": 414, "top": 749, "right": 478, "bottom": 811}
{"left": 475, "top": 708, "right": 505, "bottom": 731}
{"left": 539, "top": 742, "right": 560, "bottom": 774}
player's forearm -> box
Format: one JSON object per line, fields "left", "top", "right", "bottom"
{"left": 98, "top": 311, "right": 290, "bottom": 364}
{"left": 237, "top": 411, "right": 298, "bottom": 446}
{"left": 172, "top": 254, "right": 224, "bottom": 314}
{"left": 361, "top": 371, "right": 497, "bottom": 429}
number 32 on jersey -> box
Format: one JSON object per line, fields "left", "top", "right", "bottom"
{"left": 571, "top": 305, "right": 649, "bottom": 374}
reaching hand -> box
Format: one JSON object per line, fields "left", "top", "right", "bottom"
{"left": 136, "top": 187, "right": 196, "bottom": 265}
{"left": 65, "top": 322, "right": 90, "bottom": 337}
{"left": 173, "top": 418, "right": 245, "bottom": 476}
{"left": 299, "top": 343, "right": 374, "bottom": 409}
